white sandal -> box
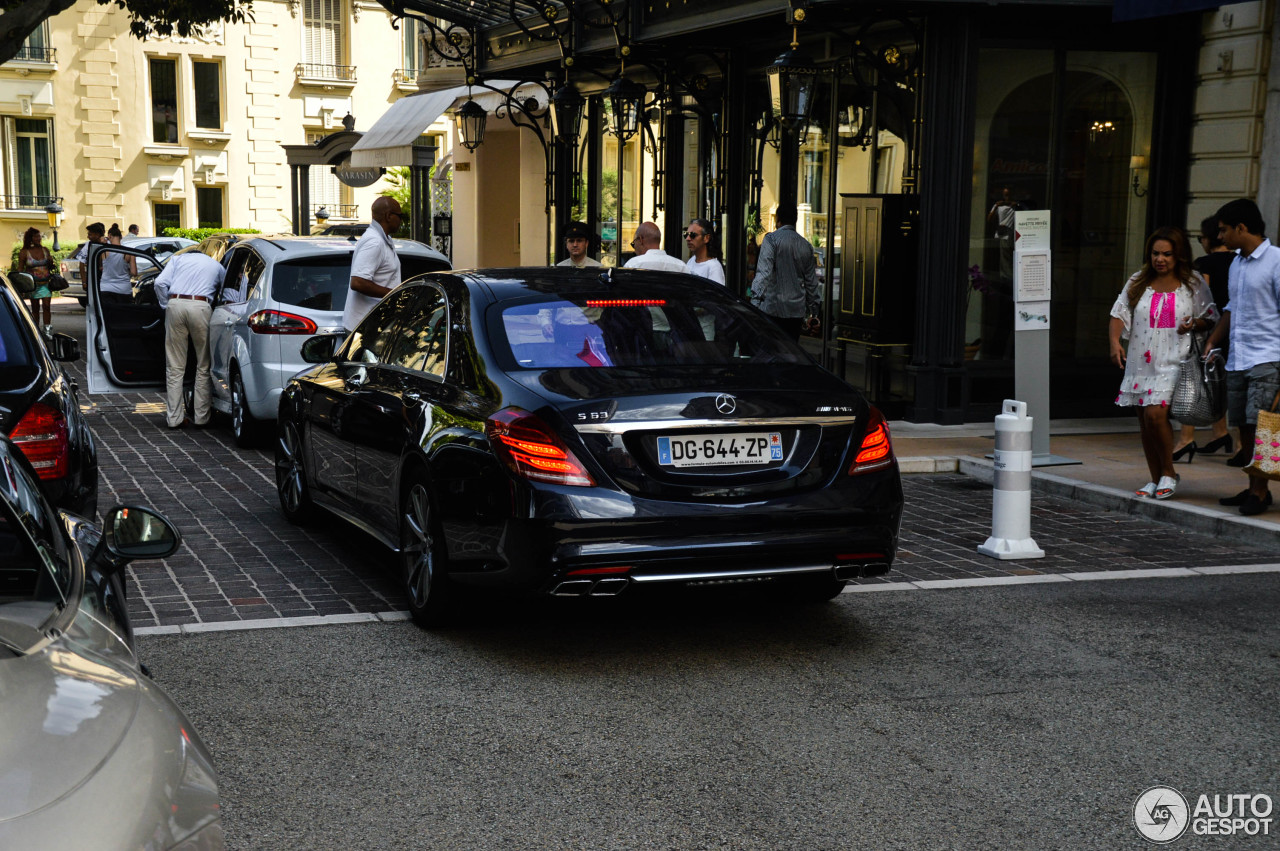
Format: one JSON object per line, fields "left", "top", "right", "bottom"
{"left": 1135, "top": 482, "right": 1157, "bottom": 498}
{"left": 1155, "top": 475, "right": 1179, "bottom": 500}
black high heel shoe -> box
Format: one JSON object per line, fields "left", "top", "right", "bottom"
{"left": 1172, "top": 442, "right": 1197, "bottom": 463}
{"left": 1202, "top": 434, "right": 1234, "bottom": 455}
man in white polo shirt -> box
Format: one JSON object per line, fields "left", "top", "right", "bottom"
{"left": 154, "top": 240, "right": 228, "bottom": 429}
{"left": 623, "top": 222, "right": 687, "bottom": 272}
{"left": 342, "top": 197, "right": 404, "bottom": 331}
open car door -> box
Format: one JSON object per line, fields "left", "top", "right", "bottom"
{"left": 85, "top": 243, "right": 168, "bottom": 393}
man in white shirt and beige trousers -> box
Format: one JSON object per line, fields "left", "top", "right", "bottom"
{"left": 154, "top": 245, "right": 227, "bottom": 429}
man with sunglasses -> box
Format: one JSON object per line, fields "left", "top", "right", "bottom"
{"left": 342, "top": 196, "right": 404, "bottom": 331}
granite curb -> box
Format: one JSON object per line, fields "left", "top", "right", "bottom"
{"left": 897, "top": 454, "right": 1280, "bottom": 550}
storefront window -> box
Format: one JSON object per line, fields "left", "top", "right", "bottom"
{"left": 966, "top": 48, "right": 1154, "bottom": 400}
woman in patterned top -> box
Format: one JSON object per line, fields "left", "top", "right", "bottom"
{"left": 1108, "top": 226, "right": 1217, "bottom": 500}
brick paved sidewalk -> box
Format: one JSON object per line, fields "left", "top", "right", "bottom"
{"left": 76, "top": 395, "right": 1276, "bottom": 627}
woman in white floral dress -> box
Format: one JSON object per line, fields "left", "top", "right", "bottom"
{"left": 1108, "top": 227, "right": 1217, "bottom": 500}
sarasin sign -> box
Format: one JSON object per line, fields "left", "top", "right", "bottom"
{"left": 334, "top": 159, "right": 383, "bottom": 188}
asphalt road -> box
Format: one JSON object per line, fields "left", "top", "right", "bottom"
{"left": 140, "top": 574, "right": 1280, "bottom": 851}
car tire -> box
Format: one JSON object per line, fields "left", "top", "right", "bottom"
{"left": 400, "top": 473, "right": 457, "bottom": 627}
{"left": 230, "top": 371, "right": 264, "bottom": 448}
{"left": 275, "top": 419, "right": 315, "bottom": 524}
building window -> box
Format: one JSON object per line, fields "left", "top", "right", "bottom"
{"left": 149, "top": 57, "right": 179, "bottom": 143}
{"left": 196, "top": 186, "right": 224, "bottom": 228}
{"left": 402, "top": 17, "right": 422, "bottom": 76}
{"left": 306, "top": 131, "right": 353, "bottom": 218}
{"left": 303, "top": 0, "right": 343, "bottom": 69}
{"left": 154, "top": 202, "right": 182, "bottom": 234}
{"left": 15, "top": 23, "right": 54, "bottom": 63}
{"left": 5, "top": 118, "right": 54, "bottom": 209}
{"left": 192, "top": 61, "right": 222, "bottom": 130}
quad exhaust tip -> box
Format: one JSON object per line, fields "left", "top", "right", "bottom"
{"left": 833, "top": 561, "right": 891, "bottom": 581}
{"left": 552, "top": 577, "right": 631, "bottom": 597}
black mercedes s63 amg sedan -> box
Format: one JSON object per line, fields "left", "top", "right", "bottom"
{"left": 276, "top": 266, "right": 903, "bottom": 626}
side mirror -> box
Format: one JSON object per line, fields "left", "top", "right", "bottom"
{"left": 9, "top": 272, "right": 34, "bottom": 295}
{"left": 48, "top": 333, "right": 80, "bottom": 362}
{"left": 102, "top": 506, "right": 181, "bottom": 561}
{"left": 301, "top": 333, "right": 344, "bottom": 363}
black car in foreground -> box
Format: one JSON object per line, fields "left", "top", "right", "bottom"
{"left": 0, "top": 273, "right": 98, "bottom": 517}
{"left": 276, "top": 267, "right": 904, "bottom": 625}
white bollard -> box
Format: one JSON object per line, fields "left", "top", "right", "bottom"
{"left": 977, "top": 399, "right": 1045, "bottom": 560}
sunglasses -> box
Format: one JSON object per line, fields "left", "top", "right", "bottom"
{"left": 683, "top": 230, "right": 706, "bottom": 239}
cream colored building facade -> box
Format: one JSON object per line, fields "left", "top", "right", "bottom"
{"left": 0, "top": 0, "right": 452, "bottom": 248}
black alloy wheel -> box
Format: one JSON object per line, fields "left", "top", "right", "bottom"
{"left": 275, "top": 419, "right": 314, "bottom": 523}
{"left": 231, "top": 371, "right": 263, "bottom": 448}
{"left": 400, "top": 474, "right": 456, "bottom": 627}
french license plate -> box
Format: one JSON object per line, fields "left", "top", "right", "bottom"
{"left": 656, "top": 432, "right": 783, "bottom": 468}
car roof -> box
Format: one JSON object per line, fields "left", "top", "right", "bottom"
{"left": 435, "top": 266, "right": 709, "bottom": 301}
{"left": 122, "top": 236, "right": 196, "bottom": 248}
{"left": 239, "top": 236, "right": 448, "bottom": 261}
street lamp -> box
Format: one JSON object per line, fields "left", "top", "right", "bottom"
{"left": 605, "top": 75, "right": 646, "bottom": 142}
{"left": 43, "top": 200, "right": 63, "bottom": 250}
{"left": 767, "top": 46, "right": 819, "bottom": 134}
{"left": 550, "top": 81, "right": 585, "bottom": 145}
{"left": 314, "top": 206, "right": 330, "bottom": 227}
{"left": 456, "top": 99, "right": 487, "bottom": 152}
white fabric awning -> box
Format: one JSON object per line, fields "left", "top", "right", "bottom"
{"left": 350, "top": 80, "right": 547, "bottom": 168}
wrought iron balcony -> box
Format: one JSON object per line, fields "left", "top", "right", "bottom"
{"left": 10, "top": 45, "right": 56, "bottom": 63}
{"left": 2, "top": 194, "right": 62, "bottom": 211}
{"left": 311, "top": 203, "right": 359, "bottom": 219}
{"left": 295, "top": 63, "right": 357, "bottom": 84}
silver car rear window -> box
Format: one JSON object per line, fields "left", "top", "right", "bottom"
{"left": 271, "top": 254, "right": 450, "bottom": 312}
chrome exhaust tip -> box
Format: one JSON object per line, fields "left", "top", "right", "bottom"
{"left": 551, "top": 580, "right": 594, "bottom": 596}
{"left": 589, "top": 577, "right": 631, "bottom": 596}
{"left": 863, "top": 561, "right": 890, "bottom": 577}
{"left": 833, "top": 564, "right": 863, "bottom": 581}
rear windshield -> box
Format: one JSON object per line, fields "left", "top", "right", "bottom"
{"left": 498, "top": 293, "right": 810, "bottom": 369}
{"left": 271, "top": 254, "right": 450, "bottom": 311}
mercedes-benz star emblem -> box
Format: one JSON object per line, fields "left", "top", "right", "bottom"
{"left": 715, "top": 394, "right": 737, "bottom": 415}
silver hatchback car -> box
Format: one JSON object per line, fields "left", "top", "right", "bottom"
{"left": 83, "top": 235, "right": 450, "bottom": 446}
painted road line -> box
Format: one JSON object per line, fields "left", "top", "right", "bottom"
{"left": 133, "top": 563, "right": 1280, "bottom": 635}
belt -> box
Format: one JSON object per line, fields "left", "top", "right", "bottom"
{"left": 175, "top": 294, "right": 211, "bottom": 302}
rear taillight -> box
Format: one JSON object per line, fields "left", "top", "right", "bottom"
{"left": 848, "top": 407, "right": 894, "bottom": 475}
{"left": 486, "top": 407, "right": 595, "bottom": 487}
{"left": 10, "top": 403, "right": 69, "bottom": 480}
{"left": 248, "top": 310, "right": 318, "bottom": 335}
{"left": 59, "top": 261, "right": 68, "bottom": 274}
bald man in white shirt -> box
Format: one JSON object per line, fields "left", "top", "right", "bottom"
{"left": 623, "top": 222, "right": 687, "bottom": 273}
{"left": 342, "top": 196, "right": 404, "bottom": 331}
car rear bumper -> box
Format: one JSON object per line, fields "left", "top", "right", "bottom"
{"left": 445, "top": 469, "right": 903, "bottom": 593}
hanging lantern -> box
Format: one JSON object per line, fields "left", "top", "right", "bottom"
{"left": 550, "top": 82, "right": 585, "bottom": 145}
{"left": 767, "top": 48, "right": 819, "bottom": 133}
{"left": 456, "top": 99, "right": 487, "bottom": 152}
{"left": 605, "top": 75, "right": 646, "bottom": 141}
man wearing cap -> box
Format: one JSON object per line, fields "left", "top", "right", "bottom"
{"left": 556, "top": 221, "right": 601, "bottom": 268}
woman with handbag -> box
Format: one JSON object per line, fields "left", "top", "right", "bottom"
{"left": 1108, "top": 227, "right": 1217, "bottom": 499}
{"left": 17, "top": 227, "right": 54, "bottom": 337}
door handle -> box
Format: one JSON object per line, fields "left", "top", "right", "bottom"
{"left": 403, "top": 390, "right": 422, "bottom": 404}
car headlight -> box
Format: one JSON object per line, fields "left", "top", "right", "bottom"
{"left": 168, "top": 820, "right": 225, "bottom": 851}
{"left": 167, "top": 727, "right": 224, "bottom": 850}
